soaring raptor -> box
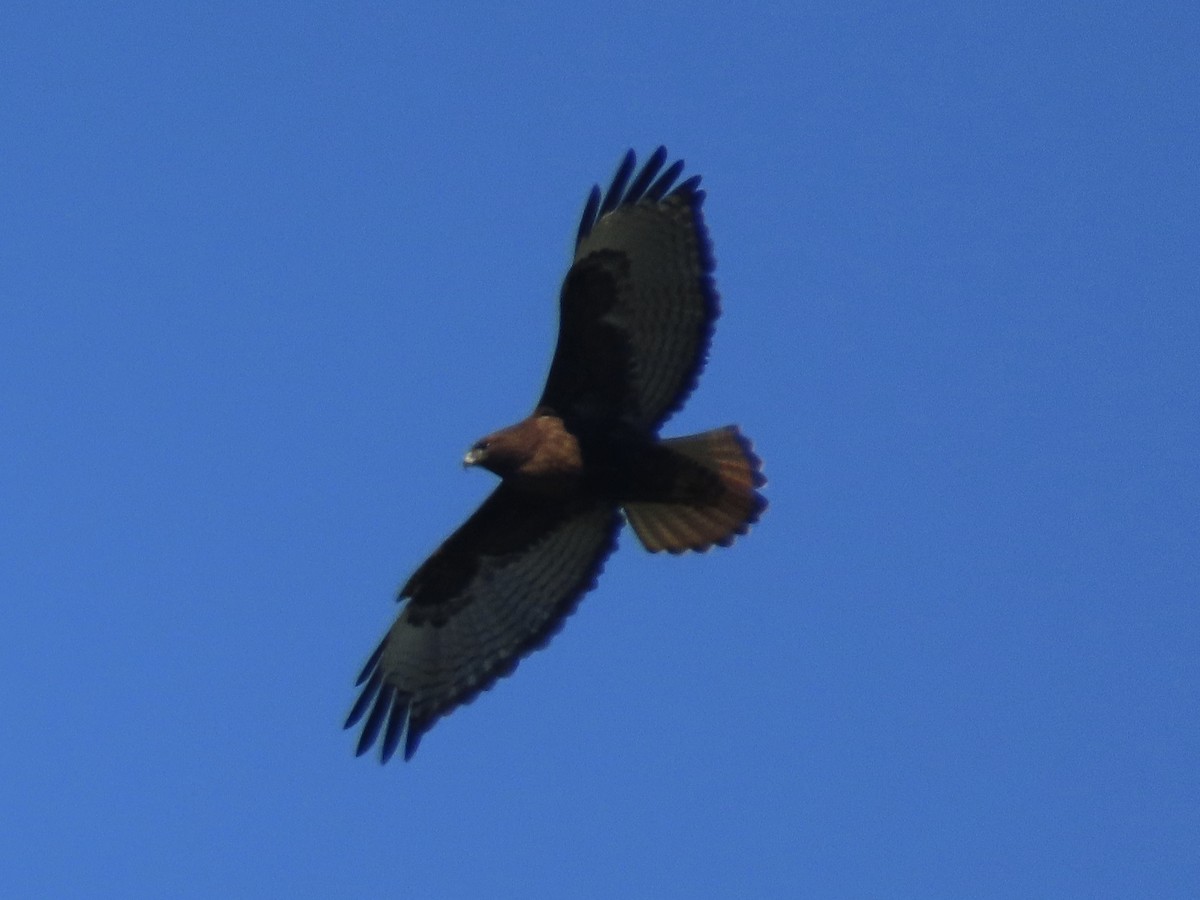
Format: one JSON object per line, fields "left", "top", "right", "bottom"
{"left": 346, "top": 147, "right": 766, "bottom": 761}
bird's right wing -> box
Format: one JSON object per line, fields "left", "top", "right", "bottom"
{"left": 537, "top": 147, "right": 720, "bottom": 430}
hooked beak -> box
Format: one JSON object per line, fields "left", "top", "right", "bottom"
{"left": 463, "top": 447, "right": 485, "bottom": 468}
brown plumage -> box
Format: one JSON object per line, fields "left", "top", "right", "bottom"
{"left": 346, "top": 147, "right": 767, "bottom": 761}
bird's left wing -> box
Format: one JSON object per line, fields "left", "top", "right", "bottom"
{"left": 346, "top": 485, "right": 622, "bottom": 761}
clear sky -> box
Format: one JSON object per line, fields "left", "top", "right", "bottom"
{"left": 3, "top": 3, "right": 1197, "bottom": 897}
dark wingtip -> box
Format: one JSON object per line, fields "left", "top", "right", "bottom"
{"left": 673, "top": 173, "right": 704, "bottom": 200}
{"left": 404, "top": 727, "right": 426, "bottom": 761}
{"left": 355, "top": 684, "right": 395, "bottom": 756}
{"left": 645, "top": 159, "right": 685, "bottom": 201}
{"left": 578, "top": 148, "right": 691, "bottom": 246}
{"left": 379, "top": 695, "right": 411, "bottom": 763}
{"left": 575, "top": 185, "right": 602, "bottom": 248}
{"left": 355, "top": 635, "right": 388, "bottom": 686}
{"left": 624, "top": 145, "right": 668, "bottom": 205}
{"left": 598, "top": 149, "right": 636, "bottom": 218}
{"left": 344, "top": 666, "right": 383, "bottom": 729}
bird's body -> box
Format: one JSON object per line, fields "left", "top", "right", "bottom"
{"left": 346, "top": 148, "right": 766, "bottom": 761}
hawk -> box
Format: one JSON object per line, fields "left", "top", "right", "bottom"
{"left": 346, "top": 147, "right": 766, "bottom": 761}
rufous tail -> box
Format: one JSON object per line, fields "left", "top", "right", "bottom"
{"left": 624, "top": 426, "right": 767, "bottom": 554}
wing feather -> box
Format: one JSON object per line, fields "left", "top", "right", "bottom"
{"left": 598, "top": 149, "right": 635, "bottom": 217}
{"left": 623, "top": 145, "right": 667, "bottom": 205}
{"left": 347, "top": 486, "right": 622, "bottom": 761}
{"left": 539, "top": 148, "right": 719, "bottom": 430}
{"left": 645, "top": 158, "right": 686, "bottom": 202}
{"left": 575, "top": 185, "right": 601, "bottom": 250}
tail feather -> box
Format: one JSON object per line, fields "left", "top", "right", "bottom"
{"left": 624, "top": 426, "right": 766, "bottom": 554}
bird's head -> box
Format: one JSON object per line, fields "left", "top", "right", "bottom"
{"left": 463, "top": 420, "right": 545, "bottom": 478}
{"left": 462, "top": 430, "right": 524, "bottom": 478}
{"left": 462, "top": 437, "right": 492, "bottom": 469}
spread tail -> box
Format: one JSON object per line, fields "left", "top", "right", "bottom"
{"left": 624, "top": 426, "right": 767, "bottom": 554}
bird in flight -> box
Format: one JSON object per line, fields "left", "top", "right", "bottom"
{"left": 346, "top": 147, "right": 767, "bottom": 761}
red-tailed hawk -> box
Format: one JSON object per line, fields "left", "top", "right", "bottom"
{"left": 346, "top": 147, "right": 766, "bottom": 761}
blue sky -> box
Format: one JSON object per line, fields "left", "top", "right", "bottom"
{"left": 3, "top": 2, "right": 1197, "bottom": 896}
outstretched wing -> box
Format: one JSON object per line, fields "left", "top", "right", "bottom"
{"left": 346, "top": 486, "right": 622, "bottom": 762}
{"left": 537, "top": 147, "right": 719, "bottom": 431}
